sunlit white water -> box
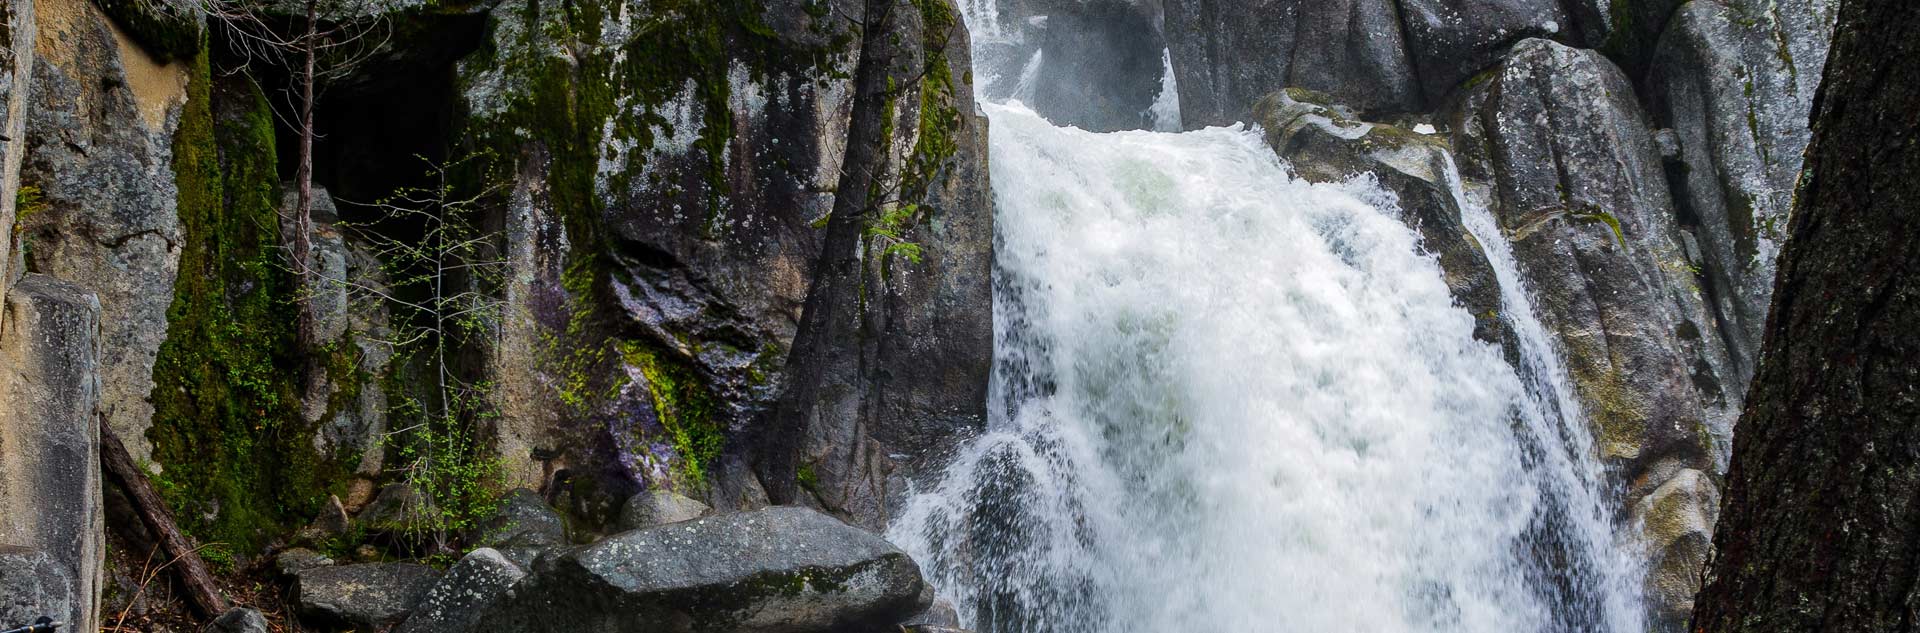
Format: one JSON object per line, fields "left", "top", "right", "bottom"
{"left": 1148, "top": 49, "right": 1181, "bottom": 132}
{"left": 888, "top": 10, "right": 1645, "bottom": 633}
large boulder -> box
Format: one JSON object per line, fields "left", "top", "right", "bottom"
{"left": 462, "top": 0, "right": 992, "bottom": 528}
{"left": 1163, "top": 0, "right": 1420, "bottom": 125}
{"left": 0, "top": 274, "right": 103, "bottom": 633}
{"left": 1447, "top": 38, "right": 1733, "bottom": 627}
{"left": 471, "top": 506, "right": 931, "bottom": 632}
{"left": 293, "top": 562, "right": 441, "bottom": 630}
{"left": 282, "top": 187, "right": 394, "bottom": 477}
{"left": 396, "top": 548, "right": 525, "bottom": 633}
{"left": 1253, "top": 89, "right": 1508, "bottom": 348}
{"left": 1645, "top": 0, "right": 1839, "bottom": 391}
{"left": 18, "top": 0, "right": 190, "bottom": 465}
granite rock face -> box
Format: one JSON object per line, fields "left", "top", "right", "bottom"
{"left": 470, "top": 506, "right": 930, "bottom": 633}
{"left": 1024, "top": 0, "right": 1168, "bottom": 132}
{"left": 1163, "top": 0, "right": 1420, "bottom": 125}
{"left": 462, "top": 0, "right": 992, "bottom": 528}
{"left": 18, "top": 0, "right": 188, "bottom": 465}
{"left": 0, "top": 0, "right": 34, "bottom": 298}
{"left": 0, "top": 274, "right": 102, "bottom": 633}
{"left": 0, "top": 546, "right": 75, "bottom": 633}
{"left": 1646, "top": 0, "right": 1840, "bottom": 387}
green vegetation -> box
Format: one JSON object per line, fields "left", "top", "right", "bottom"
{"left": 619, "top": 341, "right": 723, "bottom": 486}
{"left": 147, "top": 46, "right": 349, "bottom": 554}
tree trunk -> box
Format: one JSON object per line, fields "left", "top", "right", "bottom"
{"left": 291, "top": 0, "right": 319, "bottom": 351}
{"left": 1688, "top": 1, "right": 1920, "bottom": 631}
{"left": 99, "top": 419, "right": 231, "bottom": 619}
{"left": 759, "top": 0, "right": 901, "bottom": 505}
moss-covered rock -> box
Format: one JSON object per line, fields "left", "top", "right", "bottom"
{"left": 146, "top": 61, "right": 351, "bottom": 554}
{"left": 464, "top": 0, "right": 992, "bottom": 529}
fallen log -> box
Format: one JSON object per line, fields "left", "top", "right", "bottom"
{"left": 97, "top": 417, "right": 231, "bottom": 619}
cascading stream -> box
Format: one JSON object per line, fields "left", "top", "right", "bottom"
{"left": 889, "top": 9, "right": 1645, "bottom": 633}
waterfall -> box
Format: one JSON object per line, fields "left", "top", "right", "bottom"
{"left": 887, "top": 9, "right": 1645, "bottom": 633}
{"left": 1149, "top": 49, "right": 1181, "bottom": 132}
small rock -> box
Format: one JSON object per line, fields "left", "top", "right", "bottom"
{"left": 344, "top": 478, "right": 378, "bottom": 513}
{"left": 293, "top": 563, "right": 440, "bottom": 630}
{"left": 272, "top": 548, "right": 335, "bottom": 577}
{"left": 204, "top": 607, "right": 269, "bottom": 633}
{"left": 396, "top": 548, "right": 525, "bottom": 633}
{"left": 904, "top": 598, "right": 961, "bottom": 628}
{"left": 297, "top": 495, "right": 352, "bottom": 542}
{"left": 473, "top": 488, "right": 568, "bottom": 569}
{"left": 904, "top": 627, "right": 974, "bottom": 633}
{"left": 614, "top": 488, "right": 710, "bottom": 531}
{"left": 358, "top": 483, "right": 433, "bottom": 533}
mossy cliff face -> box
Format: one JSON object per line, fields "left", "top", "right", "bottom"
{"left": 462, "top": 0, "right": 991, "bottom": 527}
{"left": 145, "top": 65, "right": 358, "bottom": 554}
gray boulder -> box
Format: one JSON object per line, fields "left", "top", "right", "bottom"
{"left": 1646, "top": 0, "right": 1839, "bottom": 393}
{"left": 1163, "top": 0, "right": 1420, "bottom": 125}
{"left": 272, "top": 548, "right": 335, "bottom": 577}
{"left": 615, "top": 488, "right": 711, "bottom": 531}
{"left": 396, "top": 548, "right": 525, "bottom": 633}
{"left": 205, "top": 607, "right": 270, "bottom": 633}
{"left": 293, "top": 563, "right": 440, "bottom": 630}
{"left": 0, "top": 274, "right": 103, "bottom": 633}
{"left": 473, "top": 488, "right": 569, "bottom": 569}
{"left": 1253, "top": 89, "right": 1508, "bottom": 348}
{"left": 470, "top": 506, "right": 931, "bottom": 632}
{"left": 0, "top": 546, "right": 75, "bottom": 633}
{"left": 282, "top": 187, "right": 394, "bottom": 477}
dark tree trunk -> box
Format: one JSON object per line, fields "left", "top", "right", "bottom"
{"left": 758, "top": 0, "right": 901, "bottom": 505}
{"left": 1688, "top": 1, "right": 1920, "bottom": 631}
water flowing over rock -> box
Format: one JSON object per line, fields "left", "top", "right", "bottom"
{"left": 894, "top": 98, "right": 1642, "bottom": 632}
{"left": 469, "top": 506, "right": 930, "bottom": 633}
{"left": 1446, "top": 37, "right": 1733, "bottom": 623}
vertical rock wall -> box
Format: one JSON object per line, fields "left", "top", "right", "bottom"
{"left": 0, "top": 274, "right": 103, "bottom": 633}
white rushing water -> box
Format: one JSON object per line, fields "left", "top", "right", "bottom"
{"left": 888, "top": 10, "right": 1645, "bottom": 633}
